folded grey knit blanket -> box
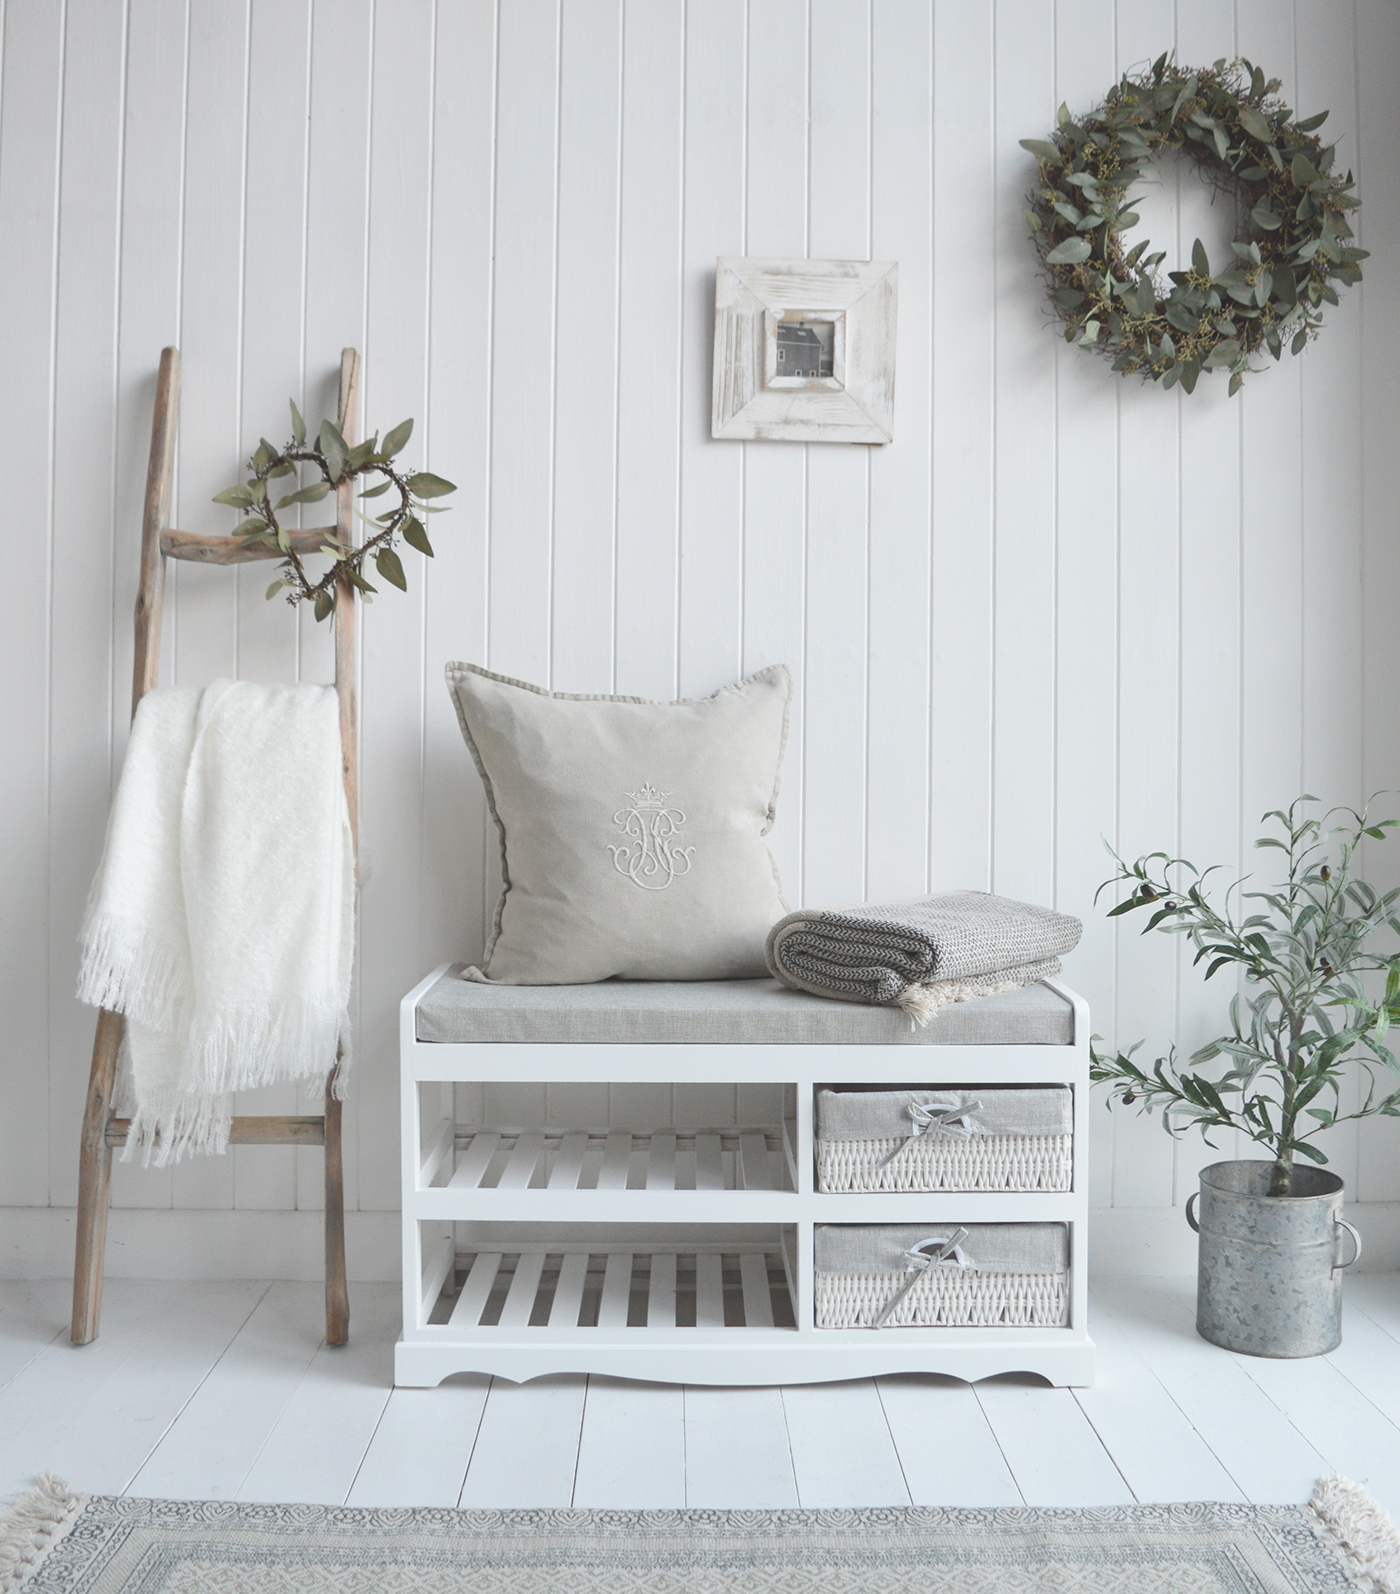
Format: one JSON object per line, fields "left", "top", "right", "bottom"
{"left": 765, "top": 891, "right": 1082, "bottom": 1024}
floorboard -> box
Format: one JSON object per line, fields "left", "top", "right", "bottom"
{"left": 572, "top": 1377, "right": 686, "bottom": 1508}
{"left": 1074, "top": 1289, "right": 1246, "bottom": 1504}
{"left": 874, "top": 1374, "right": 1022, "bottom": 1506}
{"left": 1227, "top": 1339, "right": 1400, "bottom": 1518}
{"left": 130, "top": 1281, "right": 326, "bottom": 1500}
{"left": 0, "top": 1280, "right": 268, "bottom": 1498}
{"left": 346, "top": 1377, "right": 491, "bottom": 1508}
{"left": 456, "top": 1375, "right": 587, "bottom": 1508}
{"left": 5, "top": 1276, "right": 1400, "bottom": 1511}
{"left": 780, "top": 1380, "right": 910, "bottom": 1507}
{"left": 235, "top": 1285, "right": 398, "bottom": 1506}
{"left": 682, "top": 1385, "right": 799, "bottom": 1508}
{"left": 0, "top": 1280, "right": 70, "bottom": 1395}
{"left": 974, "top": 1375, "right": 1134, "bottom": 1507}
{"left": 1093, "top": 1277, "right": 1330, "bottom": 1502}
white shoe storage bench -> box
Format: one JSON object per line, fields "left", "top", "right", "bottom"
{"left": 397, "top": 966, "right": 1094, "bottom": 1388}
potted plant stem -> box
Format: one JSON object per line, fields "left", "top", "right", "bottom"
{"left": 1090, "top": 797, "right": 1400, "bottom": 1356}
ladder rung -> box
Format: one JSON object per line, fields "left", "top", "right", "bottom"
{"left": 105, "top": 1114, "right": 326, "bottom": 1148}
{"left": 162, "top": 527, "right": 339, "bottom": 565}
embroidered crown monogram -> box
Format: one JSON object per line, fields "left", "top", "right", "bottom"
{"left": 608, "top": 783, "right": 696, "bottom": 891}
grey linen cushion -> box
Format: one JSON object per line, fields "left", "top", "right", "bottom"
{"left": 445, "top": 663, "right": 792, "bottom": 983}
{"left": 814, "top": 1222, "right": 1068, "bottom": 1274}
{"left": 414, "top": 968, "right": 1075, "bottom": 1045}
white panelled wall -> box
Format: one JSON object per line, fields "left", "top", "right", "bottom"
{"left": 3, "top": 0, "right": 1399, "bottom": 1280}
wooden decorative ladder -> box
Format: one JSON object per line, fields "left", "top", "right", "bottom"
{"left": 71, "top": 345, "right": 360, "bottom": 1348}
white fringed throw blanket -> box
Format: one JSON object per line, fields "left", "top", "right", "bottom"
{"left": 766, "top": 891, "right": 1082, "bottom": 1025}
{"left": 77, "top": 680, "right": 354, "bottom": 1165}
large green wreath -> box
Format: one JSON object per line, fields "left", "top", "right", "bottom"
{"left": 1021, "top": 56, "right": 1365, "bottom": 394}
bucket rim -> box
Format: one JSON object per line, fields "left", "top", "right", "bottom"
{"left": 1198, "top": 1158, "right": 1344, "bottom": 1201}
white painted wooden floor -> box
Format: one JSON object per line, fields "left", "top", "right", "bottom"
{"left": 4, "top": 1275, "right": 1400, "bottom": 1516}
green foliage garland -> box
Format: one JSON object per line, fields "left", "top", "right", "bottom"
{"left": 1021, "top": 55, "right": 1365, "bottom": 394}
{"left": 214, "top": 401, "right": 456, "bottom": 623}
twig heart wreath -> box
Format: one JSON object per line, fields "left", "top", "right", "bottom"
{"left": 1021, "top": 55, "right": 1365, "bottom": 394}
{"left": 214, "top": 401, "right": 456, "bottom": 622}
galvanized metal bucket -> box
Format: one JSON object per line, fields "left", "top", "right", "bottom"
{"left": 1186, "top": 1160, "right": 1362, "bottom": 1357}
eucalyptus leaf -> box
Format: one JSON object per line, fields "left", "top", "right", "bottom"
{"left": 289, "top": 398, "right": 307, "bottom": 444}
{"left": 1237, "top": 104, "right": 1273, "bottom": 143}
{"left": 402, "top": 517, "right": 433, "bottom": 557}
{"left": 375, "top": 546, "right": 407, "bottom": 590}
{"left": 318, "top": 419, "right": 349, "bottom": 482}
{"left": 381, "top": 418, "right": 413, "bottom": 457}
{"left": 1045, "top": 236, "right": 1092, "bottom": 265}
{"left": 407, "top": 471, "right": 457, "bottom": 498}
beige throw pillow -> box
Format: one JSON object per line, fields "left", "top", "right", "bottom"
{"left": 445, "top": 662, "right": 792, "bottom": 983}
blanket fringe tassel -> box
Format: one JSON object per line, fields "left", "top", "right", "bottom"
{"left": 1309, "top": 1475, "right": 1400, "bottom": 1593}
{"left": 894, "top": 977, "right": 1022, "bottom": 1028}
{"left": 0, "top": 1475, "right": 82, "bottom": 1593}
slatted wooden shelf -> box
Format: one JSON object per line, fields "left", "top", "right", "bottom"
{"left": 426, "top": 1245, "right": 797, "bottom": 1333}
{"left": 435, "top": 1127, "right": 793, "bottom": 1194}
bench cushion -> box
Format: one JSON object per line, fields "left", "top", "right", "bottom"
{"left": 414, "top": 967, "right": 1074, "bottom": 1046}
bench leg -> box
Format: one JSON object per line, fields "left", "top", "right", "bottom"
{"left": 72, "top": 1008, "right": 124, "bottom": 1345}
{"left": 325, "top": 1071, "right": 349, "bottom": 1345}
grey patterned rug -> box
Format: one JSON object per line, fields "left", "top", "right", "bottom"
{"left": 4, "top": 1475, "right": 1399, "bottom": 1594}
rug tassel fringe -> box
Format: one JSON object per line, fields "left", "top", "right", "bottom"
{"left": 0, "top": 1474, "right": 82, "bottom": 1593}
{"left": 1309, "top": 1475, "right": 1400, "bottom": 1593}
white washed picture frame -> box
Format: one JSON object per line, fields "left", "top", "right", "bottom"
{"left": 711, "top": 257, "right": 898, "bottom": 443}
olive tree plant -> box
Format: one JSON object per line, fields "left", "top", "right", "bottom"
{"left": 1090, "top": 798, "right": 1400, "bottom": 1197}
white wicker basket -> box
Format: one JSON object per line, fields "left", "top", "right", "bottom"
{"left": 815, "top": 1087, "right": 1071, "bottom": 1192}
{"left": 814, "top": 1222, "right": 1070, "bottom": 1329}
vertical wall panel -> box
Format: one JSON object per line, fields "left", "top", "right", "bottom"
{"left": 991, "top": 0, "right": 1057, "bottom": 909}
{"left": 421, "top": 0, "right": 494, "bottom": 981}
{"left": 801, "top": 0, "right": 870, "bottom": 906}
{"left": 354, "top": 0, "right": 435, "bottom": 1210}
{"left": 487, "top": 0, "right": 559, "bottom": 685}
{"left": 0, "top": 1, "right": 64, "bottom": 1207}
{"left": 677, "top": 0, "right": 746, "bottom": 698}
{"left": 105, "top": 0, "right": 189, "bottom": 1214}
{"left": 230, "top": 0, "right": 314, "bottom": 1215}
{"left": 1356, "top": 0, "right": 1400, "bottom": 1204}
{"left": 1167, "top": 0, "right": 1244, "bottom": 1208}
{"left": 165, "top": 0, "right": 248, "bottom": 1216}
{"left": 1051, "top": 0, "right": 1119, "bottom": 1213}
{"left": 865, "top": 0, "right": 932, "bottom": 903}
{"left": 46, "top": 0, "right": 129, "bottom": 1212}
{"left": 297, "top": 0, "right": 373, "bottom": 1214}
{"left": 550, "top": 0, "right": 622, "bottom": 694}
{"left": 613, "top": 0, "right": 685, "bottom": 701}
{"left": 927, "top": 0, "right": 994, "bottom": 894}
{"left": 743, "top": 0, "right": 809, "bottom": 902}
{"left": 4, "top": 0, "right": 1399, "bottom": 1267}
{"left": 1109, "top": 0, "right": 1183, "bottom": 1211}
{"left": 1293, "top": 0, "right": 1366, "bottom": 1194}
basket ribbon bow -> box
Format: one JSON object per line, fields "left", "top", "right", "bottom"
{"left": 871, "top": 1228, "right": 972, "bottom": 1328}
{"left": 876, "top": 1096, "right": 984, "bottom": 1168}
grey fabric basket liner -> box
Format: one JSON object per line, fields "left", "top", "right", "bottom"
{"left": 815, "top": 1222, "right": 1069, "bottom": 1274}
{"left": 414, "top": 968, "right": 1074, "bottom": 1046}
{"left": 816, "top": 1087, "right": 1071, "bottom": 1141}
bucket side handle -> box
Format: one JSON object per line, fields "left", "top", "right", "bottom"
{"left": 1185, "top": 1191, "right": 1201, "bottom": 1233}
{"left": 1335, "top": 1218, "right": 1363, "bottom": 1273}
